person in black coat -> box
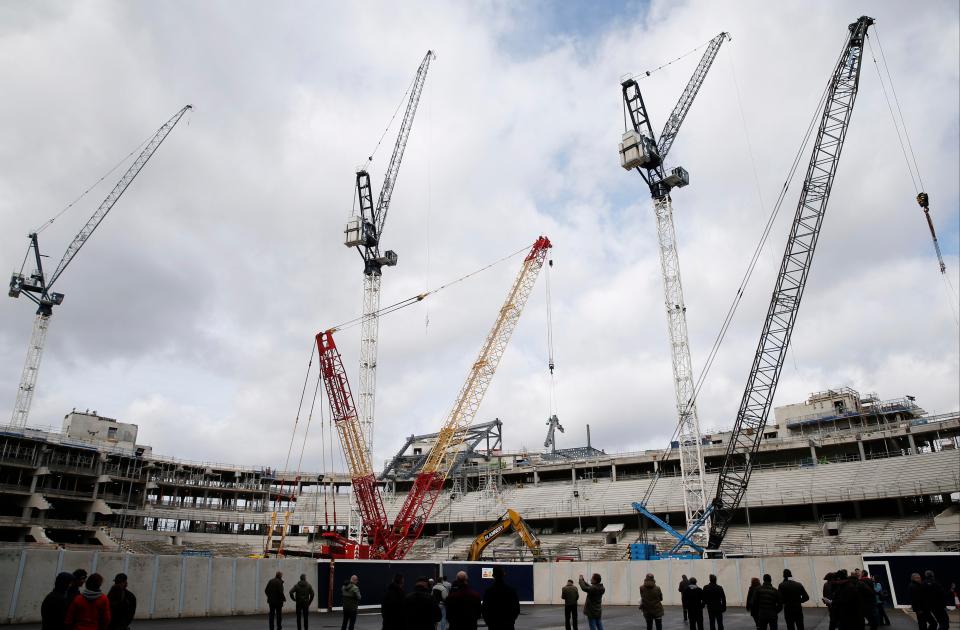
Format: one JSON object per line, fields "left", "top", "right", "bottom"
{"left": 380, "top": 574, "right": 405, "bottom": 630}
{"left": 679, "top": 575, "right": 691, "bottom": 622}
{"left": 481, "top": 567, "right": 521, "bottom": 630}
{"left": 923, "top": 571, "right": 950, "bottom": 630}
{"left": 682, "top": 577, "right": 706, "bottom": 630}
{"left": 107, "top": 573, "right": 137, "bottom": 630}
{"left": 702, "top": 575, "right": 727, "bottom": 630}
{"left": 403, "top": 577, "right": 441, "bottom": 630}
{"left": 446, "top": 572, "right": 482, "bottom": 630}
{"left": 41, "top": 572, "right": 74, "bottom": 630}
{"left": 830, "top": 571, "right": 863, "bottom": 630}
{"left": 779, "top": 569, "right": 810, "bottom": 630}
{"left": 752, "top": 574, "right": 783, "bottom": 630}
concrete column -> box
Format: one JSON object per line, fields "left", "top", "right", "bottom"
{"left": 653, "top": 460, "right": 659, "bottom": 472}
{"left": 809, "top": 444, "right": 818, "bottom": 466}
{"left": 611, "top": 463, "right": 617, "bottom": 482}
{"left": 811, "top": 503, "right": 819, "bottom": 521}
{"left": 852, "top": 501, "right": 862, "bottom": 519}
{"left": 571, "top": 468, "right": 576, "bottom": 482}
{"left": 896, "top": 497, "right": 905, "bottom": 517}
{"left": 533, "top": 470, "right": 539, "bottom": 486}
{"left": 907, "top": 433, "right": 917, "bottom": 455}
{"left": 86, "top": 457, "right": 104, "bottom": 526}
{"left": 856, "top": 440, "right": 866, "bottom": 462}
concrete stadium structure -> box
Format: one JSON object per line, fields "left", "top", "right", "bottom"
{"left": 0, "top": 389, "right": 958, "bottom": 562}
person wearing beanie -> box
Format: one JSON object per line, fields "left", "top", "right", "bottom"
{"left": 65, "top": 572, "right": 111, "bottom": 630}
{"left": 107, "top": 573, "right": 136, "bottom": 630}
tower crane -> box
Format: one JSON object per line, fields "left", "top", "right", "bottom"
{"left": 619, "top": 32, "right": 729, "bottom": 544}
{"left": 344, "top": 51, "right": 434, "bottom": 463}
{"left": 7, "top": 105, "right": 192, "bottom": 428}
{"left": 388, "top": 236, "right": 552, "bottom": 559}
{"left": 707, "top": 16, "right": 874, "bottom": 550}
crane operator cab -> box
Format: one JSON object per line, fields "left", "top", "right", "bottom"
{"left": 344, "top": 216, "right": 378, "bottom": 249}
{"left": 619, "top": 129, "right": 662, "bottom": 171}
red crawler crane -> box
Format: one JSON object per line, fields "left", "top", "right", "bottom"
{"left": 315, "top": 235, "right": 552, "bottom": 558}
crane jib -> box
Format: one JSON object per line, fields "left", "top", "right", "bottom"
{"left": 706, "top": 16, "right": 874, "bottom": 551}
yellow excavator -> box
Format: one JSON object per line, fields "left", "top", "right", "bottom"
{"left": 467, "top": 509, "right": 544, "bottom": 561}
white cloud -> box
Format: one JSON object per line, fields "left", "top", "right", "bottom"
{"left": 0, "top": 0, "right": 956, "bottom": 472}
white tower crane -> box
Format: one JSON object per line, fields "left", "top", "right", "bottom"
{"left": 619, "top": 33, "right": 729, "bottom": 545}
{"left": 7, "top": 105, "right": 192, "bottom": 427}
{"left": 344, "top": 51, "right": 434, "bottom": 463}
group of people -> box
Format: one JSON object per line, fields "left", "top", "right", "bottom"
{"left": 263, "top": 572, "right": 316, "bottom": 630}
{"left": 379, "top": 566, "right": 521, "bottom": 630}
{"left": 906, "top": 571, "right": 953, "bottom": 630}
{"left": 40, "top": 569, "right": 136, "bottom": 630}
{"left": 561, "top": 573, "right": 607, "bottom": 630}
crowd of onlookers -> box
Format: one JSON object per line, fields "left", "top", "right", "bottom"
{"left": 36, "top": 562, "right": 958, "bottom": 630}
{"left": 40, "top": 568, "right": 136, "bottom": 630}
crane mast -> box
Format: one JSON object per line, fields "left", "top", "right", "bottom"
{"left": 707, "top": 16, "right": 874, "bottom": 550}
{"left": 315, "top": 330, "right": 394, "bottom": 556}
{"left": 388, "top": 236, "right": 552, "bottom": 559}
{"left": 619, "top": 32, "right": 729, "bottom": 545}
{"left": 346, "top": 51, "right": 434, "bottom": 464}
{"left": 7, "top": 104, "right": 192, "bottom": 428}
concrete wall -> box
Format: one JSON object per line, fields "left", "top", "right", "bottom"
{"left": 0, "top": 550, "right": 867, "bottom": 623}
{"left": 0, "top": 549, "right": 317, "bottom": 624}
{"left": 532, "top": 555, "right": 862, "bottom": 607}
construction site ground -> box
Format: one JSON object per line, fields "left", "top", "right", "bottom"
{"left": 14, "top": 604, "right": 944, "bottom": 629}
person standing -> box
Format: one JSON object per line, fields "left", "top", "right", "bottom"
{"left": 404, "top": 577, "right": 441, "bottom": 630}
{"left": 909, "top": 573, "right": 933, "bottom": 630}
{"left": 703, "top": 574, "right": 727, "bottom": 630}
{"left": 639, "top": 573, "right": 665, "bottom": 630}
{"left": 445, "top": 571, "right": 482, "bottom": 630}
{"left": 747, "top": 577, "right": 762, "bottom": 630}
{"left": 778, "top": 569, "right": 809, "bottom": 630}
{"left": 682, "top": 577, "right": 706, "bottom": 630}
{"left": 65, "top": 572, "right": 111, "bottom": 630}
{"left": 873, "top": 577, "right": 890, "bottom": 626}
{"left": 106, "top": 573, "right": 136, "bottom": 630}
{"left": 341, "top": 575, "right": 361, "bottom": 630}
{"left": 579, "top": 573, "right": 606, "bottom": 630}
{"left": 41, "top": 572, "right": 74, "bottom": 630}
{"left": 433, "top": 574, "right": 451, "bottom": 630}
{"left": 752, "top": 574, "right": 782, "bottom": 630}
{"left": 561, "top": 579, "right": 579, "bottom": 630}
{"left": 381, "top": 574, "right": 405, "bottom": 630}
{"left": 923, "top": 571, "right": 950, "bottom": 630}
{"left": 482, "top": 567, "right": 521, "bottom": 630}
{"left": 829, "top": 570, "right": 863, "bottom": 630}
{"left": 68, "top": 569, "right": 88, "bottom": 603}
{"left": 265, "top": 571, "right": 286, "bottom": 630}
{"left": 679, "top": 575, "right": 691, "bottom": 622}
{"left": 859, "top": 572, "right": 879, "bottom": 630}
{"left": 289, "top": 574, "right": 315, "bottom": 630}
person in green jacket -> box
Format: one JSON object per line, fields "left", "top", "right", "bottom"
{"left": 579, "top": 573, "right": 606, "bottom": 630}
{"left": 639, "top": 573, "right": 665, "bottom": 630}
{"left": 289, "top": 574, "right": 315, "bottom": 630}
{"left": 341, "top": 575, "right": 361, "bottom": 630}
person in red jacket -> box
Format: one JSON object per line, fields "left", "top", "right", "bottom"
{"left": 65, "top": 572, "right": 111, "bottom": 630}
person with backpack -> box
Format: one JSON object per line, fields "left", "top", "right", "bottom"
{"left": 433, "top": 574, "right": 451, "bottom": 630}
{"left": 288, "top": 574, "right": 315, "bottom": 630}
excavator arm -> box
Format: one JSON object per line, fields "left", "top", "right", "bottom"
{"left": 467, "top": 509, "right": 542, "bottom": 561}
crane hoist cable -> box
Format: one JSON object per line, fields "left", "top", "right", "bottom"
{"left": 326, "top": 242, "right": 532, "bottom": 333}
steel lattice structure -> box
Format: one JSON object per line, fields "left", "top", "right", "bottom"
{"left": 707, "top": 16, "right": 874, "bottom": 549}
{"left": 8, "top": 105, "right": 192, "bottom": 428}
{"left": 620, "top": 32, "right": 729, "bottom": 545}
{"left": 317, "top": 236, "right": 551, "bottom": 559}
{"left": 349, "top": 51, "right": 434, "bottom": 465}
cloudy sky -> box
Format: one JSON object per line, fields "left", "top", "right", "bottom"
{"left": 1, "top": 1, "right": 957, "bottom": 474}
